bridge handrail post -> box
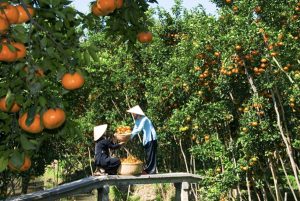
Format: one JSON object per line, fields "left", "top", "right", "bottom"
{"left": 97, "top": 184, "right": 109, "bottom": 201}
{"left": 175, "top": 181, "right": 190, "bottom": 201}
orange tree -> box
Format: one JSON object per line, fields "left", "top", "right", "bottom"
{"left": 0, "top": 0, "right": 156, "bottom": 197}
{"left": 77, "top": 0, "right": 300, "bottom": 200}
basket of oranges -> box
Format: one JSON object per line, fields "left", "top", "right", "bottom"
{"left": 114, "top": 125, "right": 131, "bottom": 142}
{"left": 118, "top": 155, "right": 143, "bottom": 175}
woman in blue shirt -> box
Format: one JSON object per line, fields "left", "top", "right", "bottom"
{"left": 127, "top": 105, "right": 158, "bottom": 174}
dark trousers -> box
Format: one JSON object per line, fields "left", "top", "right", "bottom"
{"left": 95, "top": 156, "right": 121, "bottom": 175}
{"left": 144, "top": 140, "right": 157, "bottom": 174}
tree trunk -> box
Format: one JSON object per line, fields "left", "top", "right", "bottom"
{"left": 21, "top": 174, "right": 30, "bottom": 194}
{"left": 254, "top": 188, "right": 262, "bottom": 201}
{"left": 261, "top": 186, "right": 268, "bottom": 201}
{"left": 276, "top": 151, "right": 298, "bottom": 201}
{"left": 229, "top": 132, "right": 242, "bottom": 200}
{"left": 178, "top": 138, "right": 189, "bottom": 173}
{"left": 268, "top": 156, "right": 283, "bottom": 201}
{"left": 246, "top": 172, "right": 252, "bottom": 201}
{"left": 271, "top": 89, "right": 300, "bottom": 194}
{"left": 258, "top": 161, "right": 277, "bottom": 201}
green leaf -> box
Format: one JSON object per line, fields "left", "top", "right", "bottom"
{"left": 20, "top": 135, "right": 36, "bottom": 150}
{"left": 84, "top": 50, "right": 91, "bottom": 65}
{"left": 0, "top": 112, "right": 9, "bottom": 120}
{"left": 14, "top": 62, "right": 26, "bottom": 71}
{"left": 39, "top": 96, "right": 47, "bottom": 107}
{"left": 10, "top": 151, "right": 24, "bottom": 169}
{"left": 26, "top": 106, "right": 36, "bottom": 127}
{"left": 40, "top": 37, "right": 48, "bottom": 48}
{"left": 88, "top": 46, "right": 99, "bottom": 62}
{"left": 7, "top": 44, "right": 16, "bottom": 52}
{"left": 0, "top": 156, "right": 8, "bottom": 172}
{"left": 5, "top": 91, "right": 15, "bottom": 111}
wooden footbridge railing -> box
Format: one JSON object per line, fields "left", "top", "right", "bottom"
{"left": 6, "top": 173, "right": 202, "bottom": 201}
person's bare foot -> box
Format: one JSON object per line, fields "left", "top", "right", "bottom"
{"left": 94, "top": 171, "right": 108, "bottom": 176}
{"left": 141, "top": 170, "right": 148, "bottom": 175}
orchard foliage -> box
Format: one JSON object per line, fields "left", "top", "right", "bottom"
{"left": 77, "top": 0, "right": 300, "bottom": 200}
{"left": 0, "top": 0, "right": 299, "bottom": 200}
{"left": 0, "top": 0, "right": 156, "bottom": 197}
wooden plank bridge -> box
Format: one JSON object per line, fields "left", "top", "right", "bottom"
{"left": 6, "top": 173, "right": 202, "bottom": 201}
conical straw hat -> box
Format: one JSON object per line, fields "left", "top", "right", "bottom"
{"left": 126, "top": 105, "right": 145, "bottom": 116}
{"left": 94, "top": 124, "right": 107, "bottom": 141}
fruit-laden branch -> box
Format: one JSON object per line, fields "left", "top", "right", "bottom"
{"left": 272, "top": 57, "right": 294, "bottom": 84}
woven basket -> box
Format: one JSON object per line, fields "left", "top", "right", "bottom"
{"left": 118, "top": 162, "right": 143, "bottom": 175}
{"left": 114, "top": 133, "right": 131, "bottom": 142}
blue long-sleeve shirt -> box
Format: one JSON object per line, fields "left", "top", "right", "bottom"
{"left": 131, "top": 116, "right": 157, "bottom": 146}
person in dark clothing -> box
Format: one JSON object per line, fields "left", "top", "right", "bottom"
{"left": 127, "top": 105, "right": 158, "bottom": 174}
{"left": 93, "top": 124, "right": 124, "bottom": 175}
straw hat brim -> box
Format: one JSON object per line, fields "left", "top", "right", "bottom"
{"left": 94, "top": 124, "right": 108, "bottom": 141}
{"left": 126, "top": 105, "right": 145, "bottom": 116}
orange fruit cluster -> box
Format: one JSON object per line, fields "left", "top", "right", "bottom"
{"left": 121, "top": 155, "right": 142, "bottom": 164}
{"left": 116, "top": 125, "right": 131, "bottom": 134}
{"left": 91, "top": 0, "right": 123, "bottom": 17}
{"left": 0, "top": 2, "right": 36, "bottom": 62}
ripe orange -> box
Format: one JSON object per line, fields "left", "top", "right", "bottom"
{"left": 8, "top": 155, "right": 31, "bottom": 172}
{"left": 232, "top": 6, "right": 238, "bottom": 12}
{"left": 61, "top": 72, "right": 85, "bottom": 90}
{"left": 214, "top": 52, "right": 221, "bottom": 57}
{"left": 19, "top": 112, "right": 44, "bottom": 133}
{"left": 0, "top": 44, "right": 17, "bottom": 62}
{"left": 0, "top": 97, "right": 21, "bottom": 112}
{"left": 137, "top": 32, "right": 153, "bottom": 43}
{"left": 0, "top": 3, "right": 19, "bottom": 24}
{"left": 91, "top": 3, "right": 107, "bottom": 16}
{"left": 270, "top": 52, "right": 277, "bottom": 57}
{"left": 42, "top": 108, "right": 66, "bottom": 129}
{"left": 242, "top": 127, "right": 248, "bottom": 132}
{"left": 12, "top": 42, "right": 26, "bottom": 60}
{"left": 16, "top": 4, "right": 35, "bottom": 24}
{"left": 250, "top": 121, "right": 258, "bottom": 127}
{"left": 260, "top": 58, "right": 268, "bottom": 63}
{"left": 96, "top": 0, "right": 116, "bottom": 14}
{"left": 235, "top": 45, "right": 242, "bottom": 51}
{"left": 0, "top": 17, "right": 9, "bottom": 34}
{"left": 254, "top": 6, "right": 262, "bottom": 13}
